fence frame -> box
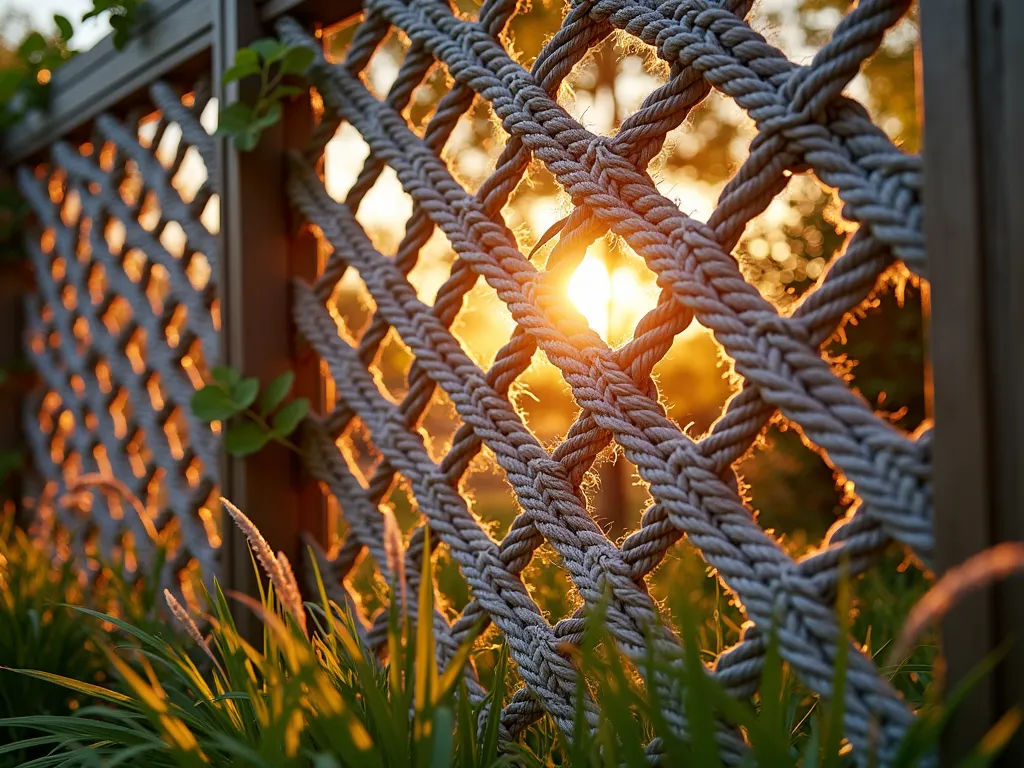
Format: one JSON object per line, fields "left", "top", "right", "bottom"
{"left": 1, "top": 0, "right": 360, "bottom": 625}
{"left": 213, "top": 0, "right": 359, "bottom": 637}
{"left": 2, "top": 0, "right": 1023, "bottom": 758}
{"left": 921, "top": 0, "right": 1024, "bottom": 762}
{"left": 2, "top": 0, "right": 213, "bottom": 162}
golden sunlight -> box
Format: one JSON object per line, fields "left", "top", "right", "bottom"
{"left": 567, "top": 255, "right": 611, "bottom": 341}
{"left": 566, "top": 250, "right": 660, "bottom": 346}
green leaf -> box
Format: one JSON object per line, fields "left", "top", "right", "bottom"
{"left": 0, "top": 667, "right": 134, "bottom": 707}
{"left": 54, "top": 15, "right": 74, "bottom": 42}
{"left": 0, "top": 736, "right": 62, "bottom": 757}
{"left": 259, "top": 371, "right": 294, "bottom": 415}
{"left": 201, "top": 691, "right": 252, "bottom": 705}
{"left": 456, "top": 679, "right": 476, "bottom": 767}
{"left": 223, "top": 49, "right": 259, "bottom": 84}
{"left": 109, "top": 14, "right": 132, "bottom": 51}
{"left": 679, "top": 597, "right": 723, "bottom": 768}
{"left": 430, "top": 707, "right": 454, "bottom": 766}
{"left": 267, "top": 84, "right": 305, "bottom": 102}
{"left": 224, "top": 421, "right": 271, "bottom": 457}
{"left": 216, "top": 101, "right": 254, "bottom": 136}
{"left": 437, "top": 631, "right": 477, "bottom": 701}
{"left": 413, "top": 526, "right": 438, "bottom": 763}
{"left": 231, "top": 377, "right": 259, "bottom": 410}
{"left": 233, "top": 127, "right": 262, "bottom": 152}
{"left": 190, "top": 385, "right": 238, "bottom": 422}
{"left": 759, "top": 629, "right": 784, "bottom": 748}
{"left": 596, "top": 644, "right": 646, "bottom": 767}
{"left": 803, "top": 718, "right": 821, "bottom": 768}
{"left": 480, "top": 643, "right": 507, "bottom": 762}
{"left": 271, "top": 398, "right": 309, "bottom": 437}
{"left": 279, "top": 45, "right": 315, "bottom": 76}
{"left": 822, "top": 570, "right": 851, "bottom": 768}
{"left": 251, "top": 101, "right": 282, "bottom": 132}
{"left": 0, "top": 71, "right": 22, "bottom": 104}
{"left": 222, "top": 64, "right": 257, "bottom": 85}
{"left": 209, "top": 366, "right": 241, "bottom": 388}
{"left": 82, "top": 0, "right": 116, "bottom": 22}
{"left": 18, "top": 33, "right": 47, "bottom": 59}
{"left": 249, "top": 39, "right": 287, "bottom": 64}
{"left": 0, "top": 451, "right": 23, "bottom": 484}
{"left": 61, "top": 604, "right": 170, "bottom": 654}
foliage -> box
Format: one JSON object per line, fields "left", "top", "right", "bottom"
{"left": 217, "top": 39, "right": 314, "bottom": 151}
{"left": 0, "top": 507, "right": 1017, "bottom": 767}
{"left": 192, "top": 367, "right": 310, "bottom": 457}
{"left": 0, "top": 0, "right": 145, "bottom": 275}
{"left": 0, "top": 23, "right": 73, "bottom": 129}
{"left": 0, "top": 451, "right": 21, "bottom": 484}
{"left": 0, "top": 2, "right": 147, "bottom": 126}
{"left": 0, "top": 512, "right": 173, "bottom": 766}
{"left": 83, "top": 1, "right": 147, "bottom": 51}
{"left": 0, "top": 521, "right": 504, "bottom": 766}
{"left": 0, "top": 180, "right": 29, "bottom": 265}
{"left": 0, "top": 520, "right": 106, "bottom": 765}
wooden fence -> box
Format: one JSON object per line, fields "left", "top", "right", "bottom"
{"left": 1, "top": 0, "right": 1021, "bottom": 762}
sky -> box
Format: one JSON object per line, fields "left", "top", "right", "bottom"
{"left": 0, "top": 0, "right": 110, "bottom": 49}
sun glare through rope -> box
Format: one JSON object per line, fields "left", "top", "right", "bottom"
{"left": 568, "top": 255, "right": 612, "bottom": 341}
{"left": 567, "top": 251, "right": 667, "bottom": 346}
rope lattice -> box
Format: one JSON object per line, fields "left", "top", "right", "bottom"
{"left": 20, "top": 81, "right": 222, "bottom": 595}
{"left": 284, "top": 0, "right": 927, "bottom": 762}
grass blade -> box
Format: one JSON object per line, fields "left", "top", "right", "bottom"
{"left": 480, "top": 642, "right": 508, "bottom": 763}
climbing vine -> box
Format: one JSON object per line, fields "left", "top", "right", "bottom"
{"left": 216, "top": 38, "right": 314, "bottom": 151}
{"left": 83, "top": 1, "right": 147, "bottom": 51}
{"left": 191, "top": 368, "right": 309, "bottom": 457}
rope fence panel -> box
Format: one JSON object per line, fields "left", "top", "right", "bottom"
{"left": 18, "top": 80, "right": 223, "bottom": 598}
{"left": 286, "top": 0, "right": 928, "bottom": 763}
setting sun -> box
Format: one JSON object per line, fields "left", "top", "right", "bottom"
{"left": 566, "top": 250, "right": 661, "bottom": 346}
{"left": 568, "top": 255, "right": 612, "bottom": 340}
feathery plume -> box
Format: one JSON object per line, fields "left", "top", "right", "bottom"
{"left": 276, "top": 551, "right": 308, "bottom": 634}
{"left": 221, "top": 497, "right": 282, "bottom": 583}
{"left": 164, "top": 589, "right": 225, "bottom": 678}
{"left": 220, "top": 497, "right": 306, "bottom": 630}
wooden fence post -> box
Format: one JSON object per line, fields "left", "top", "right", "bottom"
{"left": 921, "top": 0, "right": 1024, "bottom": 762}
{"left": 0, "top": 169, "right": 27, "bottom": 517}
{"left": 214, "top": 0, "right": 326, "bottom": 636}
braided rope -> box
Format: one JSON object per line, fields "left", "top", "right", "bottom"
{"left": 7, "top": 0, "right": 932, "bottom": 761}
{"left": 20, "top": 81, "right": 222, "bottom": 597}
{"left": 281, "top": 0, "right": 927, "bottom": 762}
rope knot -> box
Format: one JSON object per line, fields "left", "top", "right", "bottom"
{"left": 584, "top": 547, "right": 630, "bottom": 583}
{"left": 750, "top": 312, "right": 811, "bottom": 348}
{"left": 579, "top": 136, "right": 612, "bottom": 174}
{"left": 769, "top": 564, "right": 817, "bottom": 622}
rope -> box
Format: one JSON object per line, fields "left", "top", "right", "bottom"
{"left": 19, "top": 80, "right": 222, "bottom": 598}
{"left": 284, "top": 0, "right": 929, "bottom": 762}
